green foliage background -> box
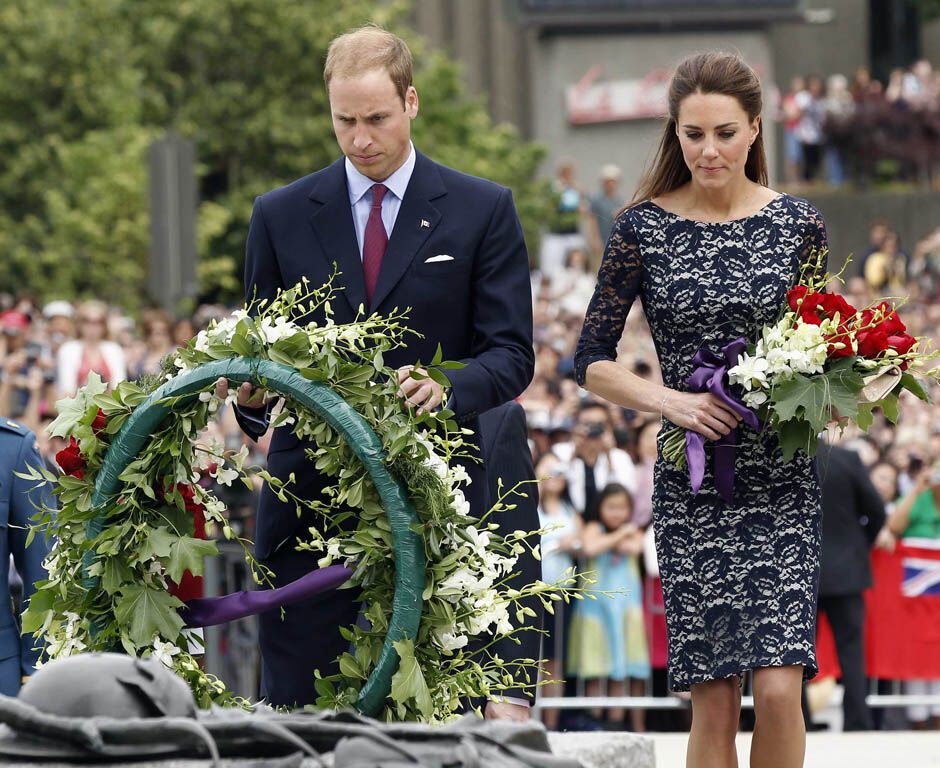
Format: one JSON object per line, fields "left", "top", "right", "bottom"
{"left": 0, "top": 0, "right": 549, "bottom": 309}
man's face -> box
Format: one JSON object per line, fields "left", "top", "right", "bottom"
{"left": 576, "top": 407, "right": 610, "bottom": 445}
{"left": 329, "top": 68, "right": 418, "bottom": 182}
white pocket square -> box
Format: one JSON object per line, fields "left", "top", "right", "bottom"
{"left": 425, "top": 254, "right": 454, "bottom": 263}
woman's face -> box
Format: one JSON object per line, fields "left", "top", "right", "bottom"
{"left": 148, "top": 322, "right": 172, "bottom": 346}
{"left": 174, "top": 319, "right": 195, "bottom": 346}
{"left": 870, "top": 463, "right": 899, "bottom": 503}
{"left": 676, "top": 91, "right": 758, "bottom": 191}
{"left": 536, "top": 454, "right": 567, "bottom": 498}
{"left": 79, "top": 310, "right": 107, "bottom": 341}
{"left": 566, "top": 248, "right": 587, "bottom": 271}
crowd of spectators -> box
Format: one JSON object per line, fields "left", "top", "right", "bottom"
{"left": 781, "top": 60, "right": 940, "bottom": 188}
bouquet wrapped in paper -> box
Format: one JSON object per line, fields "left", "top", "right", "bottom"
{"left": 662, "top": 252, "right": 939, "bottom": 499}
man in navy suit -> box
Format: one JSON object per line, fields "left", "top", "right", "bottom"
{"left": 222, "top": 26, "right": 534, "bottom": 713}
{"left": 815, "top": 440, "right": 885, "bottom": 731}
{"left": 477, "top": 402, "right": 543, "bottom": 721}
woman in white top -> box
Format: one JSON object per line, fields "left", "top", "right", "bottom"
{"left": 56, "top": 300, "right": 126, "bottom": 397}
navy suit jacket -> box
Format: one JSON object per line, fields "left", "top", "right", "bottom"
{"left": 242, "top": 150, "right": 534, "bottom": 559}
{"left": 0, "top": 420, "right": 52, "bottom": 694}
{"left": 817, "top": 442, "right": 886, "bottom": 596}
{"left": 478, "top": 402, "right": 542, "bottom": 701}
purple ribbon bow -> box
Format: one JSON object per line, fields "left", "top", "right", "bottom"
{"left": 684, "top": 337, "right": 761, "bottom": 504}
{"left": 179, "top": 564, "right": 353, "bottom": 628}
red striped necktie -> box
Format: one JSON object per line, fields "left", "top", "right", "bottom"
{"left": 362, "top": 183, "right": 388, "bottom": 307}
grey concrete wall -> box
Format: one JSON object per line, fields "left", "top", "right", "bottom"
{"left": 530, "top": 31, "right": 777, "bottom": 195}
{"left": 921, "top": 17, "right": 940, "bottom": 62}
{"left": 769, "top": 0, "right": 869, "bottom": 88}
{"left": 411, "top": 0, "right": 533, "bottom": 132}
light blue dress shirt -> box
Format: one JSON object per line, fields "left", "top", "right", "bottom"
{"left": 345, "top": 142, "right": 417, "bottom": 260}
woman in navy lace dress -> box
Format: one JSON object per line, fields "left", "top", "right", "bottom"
{"left": 575, "top": 53, "right": 828, "bottom": 767}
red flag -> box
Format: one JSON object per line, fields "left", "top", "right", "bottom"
{"left": 865, "top": 538, "right": 940, "bottom": 679}
{"left": 816, "top": 539, "right": 940, "bottom": 680}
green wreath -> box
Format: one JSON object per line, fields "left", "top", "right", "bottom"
{"left": 86, "top": 357, "right": 424, "bottom": 716}
{"left": 20, "top": 278, "right": 567, "bottom": 721}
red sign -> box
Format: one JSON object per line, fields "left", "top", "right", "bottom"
{"left": 566, "top": 66, "right": 671, "bottom": 125}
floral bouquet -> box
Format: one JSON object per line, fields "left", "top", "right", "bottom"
{"left": 661, "top": 251, "right": 940, "bottom": 501}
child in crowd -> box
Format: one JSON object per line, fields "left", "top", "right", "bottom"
{"left": 567, "top": 482, "right": 650, "bottom": 731}
{"left": 536, "top": 451, "right": 582, "bottom": 729}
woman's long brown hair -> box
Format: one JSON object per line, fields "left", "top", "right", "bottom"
{"left": 624, "top": 52, "right": 769, "bottom": 214}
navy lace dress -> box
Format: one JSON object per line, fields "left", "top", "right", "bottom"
{"left": 575, "top": 193, "right": 828, "bottom": 691}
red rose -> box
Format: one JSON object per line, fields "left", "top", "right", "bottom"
{"left": 787, "top": 286, "right": 810, "bottom": 312}
{"left": 55, "top": 437, "right": 87, "bottom": 478}
{"left": 826, "top": 333, "right": 855, "bottom": 358}
{"left": 856, "top": 326, "right": 890, "bottom": 358}
{"left": 91, "top": 408, "right": 107, "bottom": 436}
{"left": 788, "top": 287, "right": 824, "bottom": 321}
{"left": 883, "top": 313, "right": 906, "bottom": 335}
{"left": 819, "top": 294, "right": 857, "bottom": 358}
{"left": 177, "top": 483, "right": 204, "bottom": 514}
{"left": 888, "top": 333, "right": 917, "bottom": 355}
{"left": 819, "top": 293, "right": 857, "bottom": 322}
{"left": 861, "top": 302, "right": 906, "bottom": 335}
{"left": 158, "top": 481, "right": 204, "bottom": 515}
{"left": 800, "top": 308, "right": 822, "bottom": 326}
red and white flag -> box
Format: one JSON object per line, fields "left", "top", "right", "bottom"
{"left": 816, "top": 538, "right": 940, "bottom": 681}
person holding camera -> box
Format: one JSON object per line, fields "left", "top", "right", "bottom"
{"left": 562, "top": 401, "right": 636, "bottom": 520}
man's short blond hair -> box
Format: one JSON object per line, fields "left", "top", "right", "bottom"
{"left": 324, "top": 26, "right": 413, "bottom": 105}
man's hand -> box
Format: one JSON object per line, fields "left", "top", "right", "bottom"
{"left": 214, "top": 378, "right": 267, "bottom": 409}
{"left": 397, "top": 366, "right": 443, "bottom": 415}
{"left": 484, "top": 699, "right": 530, "bottom": 722}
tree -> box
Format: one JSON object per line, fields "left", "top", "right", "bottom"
{"left": 0, "top": 0, "right": 549, "bottom": 309}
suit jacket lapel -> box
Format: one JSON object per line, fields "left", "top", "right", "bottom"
{"left": 308, "top": 159, "right": 367, "bottom": 315}
{"left": 370, "top": 151, "right": 446, "bottom": 311}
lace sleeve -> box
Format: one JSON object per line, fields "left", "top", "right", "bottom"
{"left": 574, "top": 211, "right": 643, "bottom": 386}
{"left": 800, "top": 203, "right": 829, "bottom": 285}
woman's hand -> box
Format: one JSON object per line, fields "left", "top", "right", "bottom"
{"left": 663, "top": 391, "right": 743, "bottom": 441}
{"left": 615, "top": 524, "right": 643, "bottom": 555}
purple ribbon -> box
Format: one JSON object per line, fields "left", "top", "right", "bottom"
{"left": 179, "top": 564, "right": 353, "bottom": 628}
{"left": 683, "top": 337, "right": 761, "bottom": 504}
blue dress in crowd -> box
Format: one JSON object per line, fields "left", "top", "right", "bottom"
{"left": 567, "top": 548, "right": 650, "bottom": 681}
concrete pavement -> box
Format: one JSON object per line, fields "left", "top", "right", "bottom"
{"left": 649, "top": 731, "right": 940, "bottom": 767}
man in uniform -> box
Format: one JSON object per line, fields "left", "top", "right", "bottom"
{"left": 0, "top": 418, "right": 53, "bottom": 694}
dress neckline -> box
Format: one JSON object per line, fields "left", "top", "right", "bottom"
{"left": 646, "top": 192, "right": 787, "bottom": 225}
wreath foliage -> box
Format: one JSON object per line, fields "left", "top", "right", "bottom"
{"left": 20, "top": 277, "right": 574, "bottom": 721}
